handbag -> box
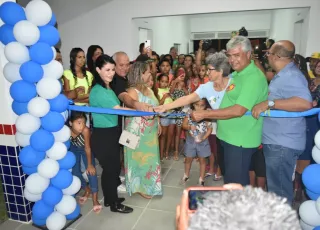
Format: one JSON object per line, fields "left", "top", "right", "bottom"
{"left": 119, "top": 130, "right": 140, "bottom": 150}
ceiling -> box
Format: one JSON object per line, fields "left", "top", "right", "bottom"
{"left": 17, "top": 0, "right": 113, "bottom": 24}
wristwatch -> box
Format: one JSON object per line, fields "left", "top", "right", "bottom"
{"left": 268, "top": 100, "right": 275, "bottom": 109}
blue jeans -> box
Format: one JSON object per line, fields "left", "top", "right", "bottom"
{"left": 70, "top": 144, "right": 98, "bottom": 193}
{"left": 263, "top": 144, "right": 303, "bottom": 204}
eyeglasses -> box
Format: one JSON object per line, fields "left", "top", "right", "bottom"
{"left": 265, "top": 51, "right": 291, "bottom": 59}
{"left": 207, "top": 68, "right": 216, "bottom": 73}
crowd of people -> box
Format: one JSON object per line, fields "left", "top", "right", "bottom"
{"left": 53, "top": 30, "right": 320, "bottom": 220}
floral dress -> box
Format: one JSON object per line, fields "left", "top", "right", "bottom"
{"left": 124, "top": 88, "right": 162, "bottom": 196}
{"left": 171, "top": 89, "right": 187, "bottom": 126}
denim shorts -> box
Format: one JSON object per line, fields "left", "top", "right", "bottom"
{"left": 184, "top": 134, "right": 211, "bottom": 158}
{"left": 160, "top": 117, "right": 175, "bottom": 126}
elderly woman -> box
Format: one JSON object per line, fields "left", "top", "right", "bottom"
{"left": 124, "top": 62, "right": 162, "bottom": 199}
{"left": 155, "top": 52, "right": 231, "bottom": 180}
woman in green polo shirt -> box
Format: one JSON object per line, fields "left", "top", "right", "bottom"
{"left": 89, "top": 54, "right": 133, "bottom": 214}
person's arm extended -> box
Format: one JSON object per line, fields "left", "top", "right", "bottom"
{"left": 118, "top": 91, "right": 141, "bottom": 109}
{"left": 164, "top": 93, "right": 200, "bottom": 111}
{"left": 275, "top": 97, "right": 312, "bottom": 111}
{"left": 192, "top": 104, "right": 247, "bottom": 121}
{"left": 113, "top": 105, "right": 134, "bottom": 111}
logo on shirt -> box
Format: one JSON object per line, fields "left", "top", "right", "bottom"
{"left": 208, "top": 96, "right": 217, "bottom": 105}
{"left": 226, "top": 84, "right": 235, "bottom": 92}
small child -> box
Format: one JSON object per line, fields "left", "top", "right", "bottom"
{"left": 154, "top": 74, "right": 175, "bottom": 161}
{"left": 69, "top": 111, "right": 102, "bottom": 213}
{"left": 180, "top": 99, "right": 212, "bottom": 186}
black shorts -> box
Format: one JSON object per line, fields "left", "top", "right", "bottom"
{"left": 249, "top": 147, "right": 266, "bottom": 177}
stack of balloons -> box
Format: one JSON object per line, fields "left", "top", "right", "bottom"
{"left": 299, "top": 128, "right": 320, "bottom": 230}
{"left": 0, "top": 1, "right": 81, "bottom": 230}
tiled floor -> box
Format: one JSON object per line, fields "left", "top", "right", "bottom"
{"left": 0, "top": 158, "right": 223, "bottom": 230}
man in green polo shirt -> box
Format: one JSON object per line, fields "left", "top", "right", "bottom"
{"left": 191, "top": 36, "right": 268, "bottom": 185}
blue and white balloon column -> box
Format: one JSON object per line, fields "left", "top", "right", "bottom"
{"left": 0, "top": 1, "right": 80, "bottom": 230}
{"left": 299, "top": 127, "right": 320, "bottom": 230}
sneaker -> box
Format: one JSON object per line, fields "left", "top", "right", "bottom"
{"left": 180, "top": 174, "right": 189, "bottom": 185}
{"left": 119, "top": 176, "right": 125, "bottom": 183}
{"left": 199, "top": 178, "right": 204, "bottom": 186}
{"left": 117, "top": 184, "right": 127, "bottom": 193}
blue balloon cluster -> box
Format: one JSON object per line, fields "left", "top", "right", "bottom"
{"left": 0, "top": 1, "right": 79, "bottom": 227}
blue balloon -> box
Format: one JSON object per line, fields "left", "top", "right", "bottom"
{"left": 22, "top": 166, "right": 38, "bottom": 175}
{"left": 42, "top": 186, "right": 63, "bottom": 206}
{"left": 66, "top": 204, "right": 81, "bottom": 220}
{"left": 58, "top": 151, "right": 76, "bottom": 169}
{"left": 30, "top": 129, "right": 55, "bottom": 152}
{"left": 12, "top": 101, "right": 28, "bottom": 115}
{"left": 29, "top": 42, "right": 53, "bottom": 65}
{"left": 41, "top": 111, "right": 65, "bottom": 132}
{"left": 302, "top": 164, "right": 320, "bottom": 194}
{"left": 0, "top": 24, "right": 16, "bottom": 45}
{"left": 32, "top": 215, "right": 46, "bottom": 226}
{"left": 64, "top": 140, "right": 71, "bottom": 150}
{"left": 19, "top": 61, "right": 44, "bottom": 83}
{"left": 314, "top": 227, "right": 320, "bottom": 230}
{"left": 38, "top": 25, "right": 60, "bottom": 47}
{"left": 47, "top": 13, "right": 57, "bottom": 26}
{"left": 10, "top": 80, "right": 37, "bottom": 103}
{"left": 306, "top": 189, "right": 320, "bottom": 200}
{"left": 51, "top": 169, "right": 73, "bottom": 189}
{"left": 32, "top": 200, "right": 54, "bottom": 220}
{"left": 48, "top": 94, "right": 69, "bottom": 113}
{"left": 19, "top": 145, "right": 46, "bottom": 167}
{"left": 0, "top": 2, "right": 26, "bottom": 26}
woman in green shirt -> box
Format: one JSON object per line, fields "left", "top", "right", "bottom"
{"left": 89, "top": 55, "right": 133, "bottom": 214}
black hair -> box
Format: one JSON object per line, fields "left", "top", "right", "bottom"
{"left": 86, "top": 45, "right": 104, "bottom": 74}
{"left": 70, "top": 111, "right": 87, "bottom": 122}
{"left": 55, "top": 47, "right": 61, "bottom": 53}
{"left": 268, "top": 39, "right": 275, "bottom": 47}
{"left": 185, "top": 54, "right": 194, "bottom": 63}
{"left": 238, "top": 27, "right": 248, "bottom": 37}
{"left": 93, "top": 54, "right": 116, "bottom": 88}
{"left": 190, "top": 98, "right": 209, "bottom": 110}
{"left": 294, "top": 54, "right": 311, "bottom": 86}
{"left": 70, "top": 47, "right": 88, "bottom": 85}
{"left": 139, "top": 43, "right": 145, "bottom": 53}
{"left": 157, "top": 73, "right": 169, "bottom": 82}
{"left": 159, "top": 58, "right": 171, "bottom": 67}
{"left": 163, "top": 54, "right": 173, "bottom": 66}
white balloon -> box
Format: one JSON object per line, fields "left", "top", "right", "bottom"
{"left": 4, "top": 42, "right": 30, "bottom": 64}
{"left": 55, "top": 195, "right": 77, "bottom": 215}
{"left": 312, "top": 145, "right": 320, "bottom": 164}
{"left": 46, "top": 142, "right": 67, "bottom": 160}
{"left": 52, "top": 47, "right": 57, "bottom": 60}
{"left": 316, "top": 197, "right": 320, "bottom": 215}
{"left": 25, "top": 173, "right": 50, "bottom": 194}
{"left": 3, "top": 63, "right": 22, "bottom": 83}
{"left": 36, "top": 78, "right": 61, "bottom": 99}
{"left": 24, "top": 188, "right": 42, "bottom": 202}
{"left": 300, "top": 219, "right": 315, "bottom": 230}
{"left": 299, "top": 200, "right": 320, "bottom": 226}
{"left": 315, "top": 131, "right": 320, "bottom": 149}
{"left": 25, "top": 0, "right": 52, "bottom": 26}
{"left": 42, "top": 60, "right": 64, "bottom": 80}
{"left": 62, "top": 176, "right": 81, "bottom": 195}
{"left": 52, "top": 125, "right": 71, "bottom": 142}
{"left": 15, "top": 132, "right": 31, "bottom": 147}
{"left": 28, "top": 97, "right": 50, "bottom": 117}
{"left": 46, "top": 211, "right": 66, "bottom": 230}
{"left": 15, "top": 113, "right": 41, "bottom": 135}
{"left": 37, "top": 158, "right": 59, "bottom": 179}
{"left": 13, "top": 20, "right": 40, "bottom": 46}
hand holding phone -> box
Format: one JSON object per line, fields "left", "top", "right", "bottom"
{"left": 144, "top": 40, "right": 151, "bottom": 49}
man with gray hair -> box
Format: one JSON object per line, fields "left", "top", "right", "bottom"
{"left": 176, "top": 185, "right": 300, "bottom": 230}
{"left": 191, "top": 36, "right": 268, "bottom": 186}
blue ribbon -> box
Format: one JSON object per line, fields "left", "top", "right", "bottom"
{"left": 68, "top": 103, "right": 320, "bottom": 118}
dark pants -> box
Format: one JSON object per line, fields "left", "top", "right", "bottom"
{"left": 91, "top": 126, "right": 120, "bottom": 204}
{"left": 221, "top": 140, "right": 256, "bottom": 186}
{"left": 216, "top": 137, "right": 225, "bottom": 176}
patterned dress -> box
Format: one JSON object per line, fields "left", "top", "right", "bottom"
{"left": 171, "top": 89, "right": 187, "bottom": 126}
{"left": 124, "top": 88, "right": 162, "bottom": 196}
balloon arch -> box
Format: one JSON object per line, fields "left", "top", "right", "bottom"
{"left": 1, "top": 1, "right": 320, "bottom": 230}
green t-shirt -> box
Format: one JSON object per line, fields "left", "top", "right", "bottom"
{"left": 89, "top": 84, "right": 120, "bottom": 128}
{"left": 217, "top": 61, "right": 268, "bottom": 148}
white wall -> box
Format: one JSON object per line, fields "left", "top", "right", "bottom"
{"left": 56, "top": 0, "right": 320, "bottom": 66}
{"left": 190, "top": 10, "right": 271, "bottom": 32}
{"left": 134, "top": 16, "right": 189, "bottom": 56}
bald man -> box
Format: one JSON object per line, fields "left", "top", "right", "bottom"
{"left": 252, "top": 40, "right": 312, "bottom": 204}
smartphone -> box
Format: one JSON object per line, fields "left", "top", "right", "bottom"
{"left": 187, "top": 187, "right": 226, "bottom": 213}
{"left": 144, "top": 40, "right": 151, "bottom": 49}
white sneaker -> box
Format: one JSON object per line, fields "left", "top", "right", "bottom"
{"left": 117, "top": 184, "right": 127, "bottom": 193}
{"left": 120, "top": 176, "right": 125, "bottom": 183}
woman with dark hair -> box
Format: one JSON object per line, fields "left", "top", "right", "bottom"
{"left": 86, "top": 45, "right": 104, "bottom": 74}
{"left": 89, "top": 54, "right": 133, "bottom": 213}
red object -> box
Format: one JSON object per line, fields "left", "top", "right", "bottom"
{"left": 0, "top": 124, "right": 16, "bottom": 135}
{"left": 0, "top": 125, "right": 4, "bottom": 134}
{"left": 258, "top": 144, "right": 263, "bottom": 149}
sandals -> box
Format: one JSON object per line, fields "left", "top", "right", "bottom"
{"left": 79, "top": 196, "right": 89, "bottom": 205}
{"left": 93, "top": 204, "right": 103, "bottom": 214}
{"left": 137, "top": 192, "right": 152, "bottom": 199}
{"left": 205, "top": 172, "right": 214, "bottom": 178}
{"left": 213, "top": 174, "right": 223, "bottom": 181}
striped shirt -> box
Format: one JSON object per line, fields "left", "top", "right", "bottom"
{"left": 70, "top": 134, "right": 85, "bottom": 147}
